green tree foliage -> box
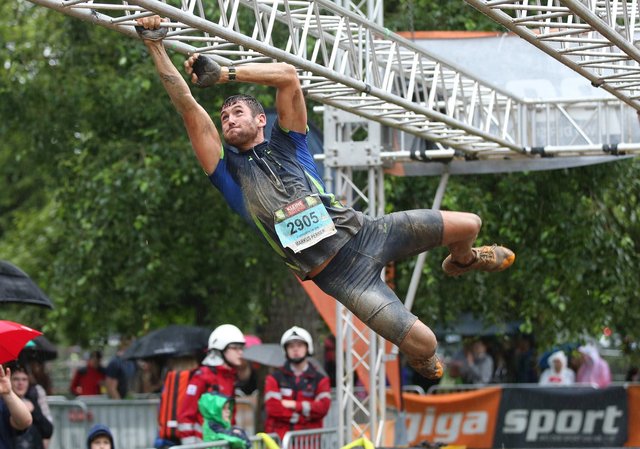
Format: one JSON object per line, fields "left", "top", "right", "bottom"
{"left": 0, "top": 2, "right": 289, "bottom": 345}
{"left": 383, "top": 0, "right": 503, "bottom": 32}
{"left": 388, "top": 159, "right": 640, "bottom": 347}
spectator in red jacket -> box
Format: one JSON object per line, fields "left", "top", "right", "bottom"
{"left": 70, "top": 351, "right": 106, "bottom": 396}
{"left": 177, "top": 324, "right": 245, "bottom": 445}
{"left": 264, "top": 327, "right": 331, "bottom": 441}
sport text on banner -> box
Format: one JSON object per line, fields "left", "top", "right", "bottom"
{"left": 495, "top": 386, "right": 627, "bottom": 448}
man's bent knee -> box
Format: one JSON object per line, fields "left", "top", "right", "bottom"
{"left": 400, "top": 322, "right": 444, "bottom": 380}
{"left": 441, "top": 211, "right": 482, "bottom": 245}
{"left": 399, "top": 320, "right": 437, "bottom": 361}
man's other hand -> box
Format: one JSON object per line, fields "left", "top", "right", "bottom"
{"left": 185, "top": 53, "right": 222, "bottom": 87}
{"left": 135, "top": 15, "right": 168, "bottom": 41}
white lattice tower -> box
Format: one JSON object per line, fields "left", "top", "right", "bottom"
{"left": 466, "top": 0, "right": 640, "bottom": 109}
{"left": 322, "top": 106, "right": 388, "bottom": 445}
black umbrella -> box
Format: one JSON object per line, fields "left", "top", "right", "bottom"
{"left": 19, "top": 335, "right": 58, "bottom": 361}
{"left": 123, "top": 325, "right": 211, "bottom": 359}
{"left": 0, "top": 261, "right": 54, "bottom": 309}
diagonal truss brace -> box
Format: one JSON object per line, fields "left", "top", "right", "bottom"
{"left": 465, "top": 0, "right": 640, "bottom": 111}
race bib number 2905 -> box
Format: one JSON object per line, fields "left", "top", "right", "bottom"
{"left": 274, "top": 195, "right": 336, "bottom": 253}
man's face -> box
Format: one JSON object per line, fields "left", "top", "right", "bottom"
{"left": 10, "top": 371, "right": 29, "bottom": 397}
{"left": 552, "top": 358, "right": 563, "bottom": 372}
{"left": 286, "top": 340, "right": 308, "bottom": 361}
{"left": 472, "top": 342, "right": 486, "bottom": 358}
{"left": 220, "top": 101, "right": 265, "bottom": 149}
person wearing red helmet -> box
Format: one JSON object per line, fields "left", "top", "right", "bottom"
{"left": 264, "top": 327, "right": 331, "bottom": 440}
{"left": 177, "top": 324, "right": 245, "bottom": 445}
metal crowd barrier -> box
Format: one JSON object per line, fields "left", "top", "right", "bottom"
{"left": 401, "top": 385, "right": 425, "bottom": 395}
{"left": 156, "top": 433, "right": 281, "bottom": 449}
{"left": 281, "top": 427, "right": 339, "bottom": 449}
{"left": 48, "top": 396, "right": 158, "bottom": 449}
{"left": 47, "top": 396, "right": 261, "bottom": 449}
{"left": 48, "top": 397, "right": 91, "bottom": 449}
{"left": 426, "top": 381, "right": 600, "bottom": 394}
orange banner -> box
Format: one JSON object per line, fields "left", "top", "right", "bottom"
{"left": 399, "top": 388, "right": 502, "bottom": 448}
{"left": 298, "top": 277, "right": 402, "bottom": 409}
{"left": 625, "top": 385, "right": 640, "bottom": 447}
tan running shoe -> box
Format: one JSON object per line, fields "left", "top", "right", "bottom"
{"left": 442, "top": 244, "right": 515, "bottom": 277}
{"left": 409, "top": 354, "right": 444, "bottom": 380}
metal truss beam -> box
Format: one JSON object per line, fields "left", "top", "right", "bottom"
{"left": 465, "top": 0, "right": 640, "bottom": 111}
{"left": 31, "top": 0, "right": 527, "bottom": 157}
{"left": 30, "top": 0, "right": 639, "bottom": 161}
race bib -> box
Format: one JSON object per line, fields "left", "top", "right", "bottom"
{"left": 274, "top": 195, "right": 336, "bottom": 253}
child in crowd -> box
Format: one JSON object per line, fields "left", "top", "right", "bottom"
{"left": 198, "top": 393, "right": 250, "bottom": 449}
{"left": 86, "top": 424, "right": 115, "bottom": 449}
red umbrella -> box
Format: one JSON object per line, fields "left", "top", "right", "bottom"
{"left": 0, "top": 320, "right": 42, "bottom": 364}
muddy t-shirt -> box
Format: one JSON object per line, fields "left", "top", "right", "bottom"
{"left": 209, "top": 122, "right": 363, "bottom": 278}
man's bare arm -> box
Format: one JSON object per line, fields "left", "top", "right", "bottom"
{"left": 138, "top": 17, "right": 223, "bottom": 175}
{"left": 186, "top": 59, "right": 307, "bottom": 134}
{"left": 104, "top": 377, "right": 120, "bottom": 399}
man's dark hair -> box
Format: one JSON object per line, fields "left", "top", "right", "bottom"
{"left": 221, "top": 94, "right": 265, "bottom": 117}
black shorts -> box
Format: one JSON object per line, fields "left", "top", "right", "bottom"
{"left": 313, "top": 209, "right": 443, "bottom": 345}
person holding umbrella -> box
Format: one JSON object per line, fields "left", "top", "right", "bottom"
{"left": 9, "top": 363, "right": 53, "bottom": 449}
{"left": 0, "top": 364, "right": 33, "bottom": 449}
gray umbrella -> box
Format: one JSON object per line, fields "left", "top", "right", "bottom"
{"left": 243, "top": 343, "right": 286, "bottom": 367}
{"left": 0, "top": 261, "right": 54, "bottom": 309}
{"left": 243, "top": 343, "right": 327, "bottom": 375}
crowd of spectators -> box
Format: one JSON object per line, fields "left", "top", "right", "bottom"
{"left": 4, "top": 322, "right": 637, "bottom": 449}
{"left": 3, "top": 324, "right": 331, "bottom": 449}
{"left": 403, "top": 334, "right": 622, "bottom": 392}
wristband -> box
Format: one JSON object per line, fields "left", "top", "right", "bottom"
{"left": 228, "top": 66, "right": 236, "bottom": 81}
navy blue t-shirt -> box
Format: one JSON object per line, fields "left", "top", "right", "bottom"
{"left": 106, "top": 356, "right": 137, "bottom": 398}
{"left": 209, "top": 123, "right": 362, "bottom": 278}
{"left": 0, "top": 399, "right": 16, "bottom": 449}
